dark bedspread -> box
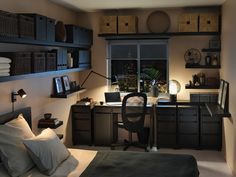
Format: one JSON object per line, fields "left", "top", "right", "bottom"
{"left": 80, "top": 151, "right": 199, "bottom": 177}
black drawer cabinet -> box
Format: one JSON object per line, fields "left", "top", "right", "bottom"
{"left": 71, "top": 104, "right": 93, "bottom": 145}
{"left": 178, "top": 106, "right": 199, "bottom": 148}
{"left": 200, "top": 106, "right": 222, "bottom": 150}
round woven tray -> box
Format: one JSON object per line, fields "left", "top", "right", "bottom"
{"left": 147, "top": 11, "right": 170, "bottom": 33}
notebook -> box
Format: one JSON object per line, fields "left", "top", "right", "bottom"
{"left": 104, "top": 92, "right": 122, "bottom": 105}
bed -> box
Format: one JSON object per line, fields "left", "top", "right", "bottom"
{"left": 0, "top": 107, "right": 199, "bottom": 177}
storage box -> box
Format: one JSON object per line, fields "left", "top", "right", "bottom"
{"left": 46, "top": 17, "right": 55, "bottom": 42}
{"left": 99, "top": 16, "right": 117, "bottom": 34}
{"left": 118, "top": 16, "right": 138, "bottom": 34}
{"left": 72, "top": 49, "right": 91, "bottom": 68}
{"left": 18, "top": 15, "right": 34, "bottom": 39}
{"left": 77, "top": 27, "right": 93, "bottom": 46}
{"left": 32, "top": 52, "right": 45, "bottom": 73}
{"left": 178, "top": 13, "right": 198, "bottom": 32}
{"left": 0, "top": 10, "right": 18, "bottom": 38}
{"left": 45, "top": 51, "right": 57, "bottom": 71}
{"left": 0, "top": 52, "right": 31, "bottom": 75}
{"left": 199, "top": 13, "right": 219, "bottom": 32}
{"left": 65, "top": 25, "right": 79, "bottom": 44}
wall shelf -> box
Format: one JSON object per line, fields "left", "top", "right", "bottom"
{"left": 0, "top": 36, "right": 90, "bottom": 49}
{"left": 201, "top": 48, "right": 221, "bottom": 52}
{"left": 185, "top": 84, "right": 220, "bottom": 89}
{"left": 98, "top": 32, "right": 220, "bottom": 40}
{"left": 0, "top": 67, "right": 89, "bottom": 83}
{"left": 205, "top": 103, "right": 231, "bottom": 117}
{"left": 50, "top": 88, "right": 86, "bottom": 98}
{"left": 185, "top": 64, "right": 221, "bottom": 69}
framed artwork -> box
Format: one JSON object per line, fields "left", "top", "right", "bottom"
{"left": 61, "top": 75, "right": 70, "bottom": 91}
{"left": 221, "top": 81, "right": 229, "bottom": 110}
{"left": 217, "top": 79, "right": 224, "bottom": 105}
{"left": 54, "top": 77, "right": 63, "bottom": 94}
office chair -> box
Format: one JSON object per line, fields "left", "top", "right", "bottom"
{"left": 111, "top": 92, "right": 148, "bottom": 151}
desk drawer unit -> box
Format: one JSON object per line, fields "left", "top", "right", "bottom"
{"left": 200, "top": 106, "right": 222, "bottom": 150}
{"left": 178, "top": 106, "right": 199, "bottom": 148}
{"left": 72, "top": 105, "right": 93, "bottom": 145}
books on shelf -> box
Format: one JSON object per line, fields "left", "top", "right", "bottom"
{"left": 39, "top": 118, "right": 60, "bottom": 125}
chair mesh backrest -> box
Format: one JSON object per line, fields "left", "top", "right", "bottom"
{"left": 122, "top": 92, "right": 147, "bottom": 133}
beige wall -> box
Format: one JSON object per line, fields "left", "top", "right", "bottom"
{"left": 78, "top": 8, "right": 219, "bottom": 102}
{"left": 222, "top": 0, "right": 236, "bottom": 176}
{"left": 0, "top": 0, "right": 81, "bottom": 146}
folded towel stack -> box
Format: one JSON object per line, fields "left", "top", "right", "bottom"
{"left": 0, "top": 57, "right": 11, "bottom": 77}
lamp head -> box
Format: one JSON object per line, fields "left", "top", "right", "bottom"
{"left": 111, "top": 75, "right": 118, "bottom": 85}
{"left": 169, "top": 80, "right": 181, "bottom": 102}
{"left": 11, "top": 89, "right": 27, "bottom": 102}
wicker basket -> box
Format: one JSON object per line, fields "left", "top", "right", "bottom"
{"left": 199, "top": 13, "right": 219, "bottom": 32}
{"left": 45, "top": 52, "right": 57, "bottom": 71}
{"left": 178, "top": 13, "right": 198, "bottom": 32}
{"left": 118, "top": 16, "right": 138, "bottom": 34}
{"left": 0, "top": 10, "right": 18, "bottom": 38}
{"left": 32, "top": 52, "right": 45, "bottom": 73}
{"left": 18, "top": 14, "right": 34, "bottom": 39}
{"left": 99, "top": 16, "right": 117, "bottom": 34}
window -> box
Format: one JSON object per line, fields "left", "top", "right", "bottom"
{"left": 107, "top": 40, "right": 168, "bottom": 93}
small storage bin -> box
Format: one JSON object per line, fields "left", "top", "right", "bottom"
{"left": 65, "top": 25, "right": 79, "bottom": 44}
{"left": 77, "top": 26, "right": 93, "bottom": 46}
{"left": 72, "top": 49, "right": 91, "bottom": 68}
{"left": 0, "top": 10, "right": 18, "bottom": 38}
{"left": 118, "top": 16, "right": 138, "bottom": 34}
{"left": 45, "top": 51, "right": 56, "bottom": 71}
{"left": 178, "top": 13, "right": 198, "bottom": 32}
{"left": 46, "top": 17, "right": 55, "bottom": 42}
{"left": 18, "top": 15, "right": 34, "bottom": 39}
{"left": 99, "top": 16, "right": 117, "bottom": 34}
{"left": 199, "top": 13, "right": 219, "bottom": 32}
{"left": 32, "top": 52, "right": 45, "bottom": 73}
{"left": 0, "top": 52, "right": 31, "bottom": 75}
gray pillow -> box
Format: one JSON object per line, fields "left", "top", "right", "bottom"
{"left": 23, "top": 128, "right": 70, "bottom": 175}
{"left": 0, "top": 114, "right": 35, "bottom": 177}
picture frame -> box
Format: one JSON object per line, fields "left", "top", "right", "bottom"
{"left": 209, "top": 39, "right": 221, "bottom": 49}
{"left": 61, "top": 75, "right": 70, "bottom": 92}
{"left": 53, "top": 77, "right": 63, "bottom": 94}
{"left": 217, "top": 79, "right": 224, "bottom": 105}
{"left": 221, "top": 81, "right": 229, "bottom": 110}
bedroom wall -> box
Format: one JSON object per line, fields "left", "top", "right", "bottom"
{"left": 221, "top": 0, "right": 236, "bottom": 176}
{"left": 0, "top": 0, "right": 82, "bottom": 146}
{"left": 77, "top": 8, "right": 219, "bottom": 102}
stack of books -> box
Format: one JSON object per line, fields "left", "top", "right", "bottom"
{"left": 38, "top": 118, "right": 62, "bottom": 128}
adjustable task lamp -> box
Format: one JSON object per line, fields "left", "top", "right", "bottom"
{"left": 11, "top": 89, "right": 27, "bottom": 111}
{"left": 169, "top": 80, "right": 181, "bottom": 102}
{"left": 80, "top": 70, "right": 118, "bottom": 88}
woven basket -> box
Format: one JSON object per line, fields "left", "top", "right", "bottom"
{"left": 99, "top": 16, "right": 117, "bottom": 34}
{"left": 46, "top": 52, "right": 57, "bottom": 71}
{"left": 118, "top": 16, "right": 138, "bottom": 34}
{"left": 18, "top": 14, "right": 34, "bottom": 39}
{"left": 0, "top": 10, "right": 18, "bottom": 37}
{"left": 199, "top": 13, "right": 219, "bottom": 32}
{"left": 32, "top": 52, "right": 45, "bottom": 73}
{"left": 178, "top": 13, "right": 198, "bottom": 32}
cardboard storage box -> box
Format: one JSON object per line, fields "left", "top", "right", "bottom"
{"left": 118, "top": 16, "right": 138, "bottom": 34}
{"left": 99, "top": 16, "right": 117, "bottom": 34}
{"left": 199, "top": 13, "right": 219, "bottom": 32}
{"left": 178, "top": 13, "right": 198, "bottom": 32}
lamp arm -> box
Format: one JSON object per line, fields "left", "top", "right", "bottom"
{"left": 80, "top": 70, "right": 111, "bottom": 88}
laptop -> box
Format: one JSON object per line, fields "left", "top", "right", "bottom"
{"left": 104, "top": 92, "right": 122, "bottom": 105}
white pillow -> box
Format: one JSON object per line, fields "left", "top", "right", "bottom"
{"left": 0, "top": 114, "right": 35, "bottom": 177}
{"left": 23, "top": 128, "right": 70, "bottom": 175}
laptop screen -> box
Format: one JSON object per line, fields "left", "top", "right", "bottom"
{"left": 104, "top": 92, "right": 121, "bottom": 103}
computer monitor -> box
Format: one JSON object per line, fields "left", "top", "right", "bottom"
{"left": 104, "top": 92, "right": 121, "bottom": 103}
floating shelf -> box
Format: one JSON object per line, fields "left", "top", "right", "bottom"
{"left": 205, "top": 103, "right": 231, "bottom": 117}
{"left": 185, "top": 84, "right": 220, "bottom": 89}
{"left": 0, "top": 36, "right": 90, "bottom": 48}
{"left": 50, "top": 88, "right": 86, "bottom": 98}
{"left": 38, "top": 120, "right": 63, "bottom": 129}
{"left": 0, "top": 67, "right": 89, "bottom": 83}
{"left": 201, "top": 48, "right": 221, "bottom": 52}
{"left": 185, "top": 64, "right": 221, "bottom": 69}
{"left": 98, "top": 32, "right": 220, "bottom": 40}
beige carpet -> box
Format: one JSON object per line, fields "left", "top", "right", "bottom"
{"left": 73, "top": 145, "right": 234, "bottom": 177}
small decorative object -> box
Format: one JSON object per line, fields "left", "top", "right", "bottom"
{"left": 70, "top": 81, "right": 77, "bottom": 91}
{"left": 100, "top": 101, "right": 104, "bottom": 105}
{"left": 221, "top": 81, "right": 229, "bottom": 110}
{"left": 55, "top": 21, "right": 66, "bottom": 42}
{"left": 53, "top": 77, "right": 63, "bottom": 94}
{"left": 44, "top": 113, "right": 52, "bottom": 120}
{"left": 67, "top": 53, "right": 73, "bottom": 68}
{"left": 189, "top": 80, "right": 193, "bottom": 86}
{"left": 184, "top": 48, "right": 201, "bottom": 65}
{"left": 211, "top": 54, "right": 218, "bottom": 66}
{"left": 192, "top": 74, "right": 199, "bottom": 86}
{"left": 61, "top": 75, "right": 70, "bottom": 92}
{"left": 147, "top": 11, "right": 170, "bottom": 33}
{"left": 205, "top": 55, "right": 212, "bottom": 65}
{"left": 199, "top": 73, "right": 206, "bottom": 85}
{"left": 209, "top": 39, "right": 220, "bottom": 49}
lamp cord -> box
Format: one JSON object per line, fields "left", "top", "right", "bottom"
{"left": 12, "top": 102, "right": 14, "bottom": 112}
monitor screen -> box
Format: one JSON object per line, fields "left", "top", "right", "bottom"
{"left": 104, "top": 92, "right": 121, "bottom": 103}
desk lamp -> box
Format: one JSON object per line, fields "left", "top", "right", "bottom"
{"left": 169, "top": 80, "right": 181, "bottom": 102}
{"left": 11, "top": 89, "right": 27, "bottom": 111}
